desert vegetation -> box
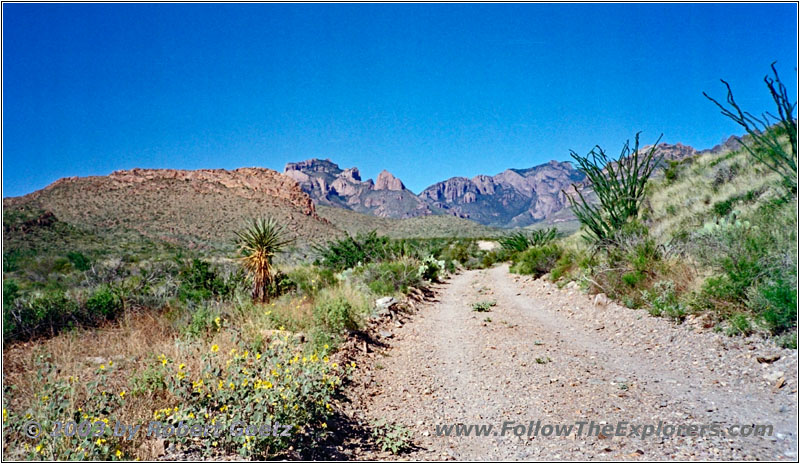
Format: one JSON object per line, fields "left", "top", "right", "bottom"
{"left": 1, "top": 209, "right": 500, "bottom": 460}
{"left": 2, "top": 60, "right": 796, "bottom": 461}
{"left": 506, "top": 66, "right": 797, "bottom": 346}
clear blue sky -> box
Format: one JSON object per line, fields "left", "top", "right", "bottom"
{"left": 3, "top": 3, "right": 797, "bottom": 197}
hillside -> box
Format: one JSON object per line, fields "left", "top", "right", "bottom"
{"left": 316, "top": 205, "right": 501, "bottom": 239}
{"left": 3, "top": 168, "right": 335, "bottom": 252}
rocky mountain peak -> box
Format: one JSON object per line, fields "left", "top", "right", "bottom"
{"left": 284, "top": 158, "right": 342, "bottom": 176}
{"left": 281, "top": 159, "right": 431, "bottom": 219}
{"left": 375, "top": 170, "right": 405, "bottom": 191}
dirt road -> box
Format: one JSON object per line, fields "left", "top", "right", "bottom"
{"left": 339, "top": 265, "right": 797, "bottom": 460}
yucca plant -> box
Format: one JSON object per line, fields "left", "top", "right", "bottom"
{"left": 529, "top": 227, "right": 559, "bottom": 246}
{"left": 234, "top": 217, "right": 294, "bottom": 303}
{"left": 499, "top": 232, "right": 533, "bottom": 252}
{"left": 499, "top": 228, "right": 558, "bottom": 252}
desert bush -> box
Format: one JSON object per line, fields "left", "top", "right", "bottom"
{"left": 154, "top": 336, "right": 348, "bottom": 458}
{"left": 313, "top": 296, "right": 359, "bottom": 334}
{"left": 439, "top": 240, "right": 475, "bottom": 266}
{"left": 285, "top": 265, "right": 335, "bottom": 297}
{"left": 664, "top": 160, "right": 680, "bottom": 183}
{"left": 510, "top": 244, "right": 562, "bottom": 278}
{"left": 66, "top": 251, "right": 92, "bottom": 271}
{"left": 693, "top": 198, "right": 796, "bottom": 334}
{"left": 314, "top": 231, "right": 391, "bottom": 271}
{"left": 178, "top": 259, "right": 228, "bottom": 302}
{"left": 370, "top": 419, "right": 413, "bottom": 455}
{"left": 86, "top": 286, "right": 123, "bottom": 319}
{"left": 359, "top": 258, "right": 422, "bottom": 296}
{"left": 471, "top": 300, "right": 496, "bottom": 312}
{"left": 3, "top": 279, "right": 20, "bottom": 305}
{"left": 182, "top": 301, "right": 224, "bottom": 338}
{"left": 417, "top": 255, "right": 445, "bottom": 282}
{"left": 641, "top": 281, "right": 687, "bottom": 320}
{"left": 726, "top": 312, "right": 753, "bottom": 336}
{"left": 747, "top": 277, "right": 797, "bottom": 335}
{"left": 549, "top": 250, "right": 576, "bottom": 282}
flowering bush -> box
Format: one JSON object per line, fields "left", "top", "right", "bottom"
{"left": 154, "top": 332, "right": 351, "bottom": 458}
{"left": 2, "top": 353, "right": 129, "bottom": 460}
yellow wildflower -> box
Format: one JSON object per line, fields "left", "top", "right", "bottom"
{"left": 211, "top": 344, "right": 219, "bottom": 353}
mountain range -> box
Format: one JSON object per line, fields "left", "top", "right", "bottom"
{"left": 3, "top": 136, "right": 742, "bottom": 251}
{"left": 282, "top": 137, "right": 741, "bottom": 228}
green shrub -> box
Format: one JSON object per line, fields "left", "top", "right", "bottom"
{"left": 52, "top": 257, "right": 72, "bottom": 273}
{"left": 712, "top": 198, "right": 736, "bottom": 217}
{"left": 748, "top": 278, "right": 797, "bottom": 334}
{"left": 178, "top": 259, "right": 229, "bottom": 302}
{"left": 775, "top": 333, "right": 797, "bottom": 349}
{"left": 314, "top": 296, "right": 358, "bottom": 333}
{"left": 66, "top": 251, "right": 91, "bottom": 271}
{"left": 642, "top": 281, "right": 687, "bottom": 320}
{"left": 9, "top": 290, "right": 79, "bottom": 340}
{"left": 664, "top": 160, "right": 680, "bottom": 183}
{"left": 440, "top": 240, "right": 475, "bottom": 266}
{"left": 510, "top": 244, "right": 562, "bottom": 278}
{"left": 418, "top": 255, "right": 445, "bottom": 281}
{"left": 3, "top": 279, "right": 19, "bottom": 305}
{"left": 314, "top": 231, "right": 392, "bottom": 271}
{"left": 86, "top": 286, "right": 123, "bottom": 319}
{"left": 360, "top": 259, "right": 422, "bottom": 296}
{"left": 370, "top": 419, "right": 413, "bottom": 455}
{"left": 471, "top": 301, "right": 496, "bottom": 312}
{"left": 183, "top": 302, "right": 224, "bottom": 338}
{"left": 726, "top": 313, "right": 752, "bottom": 336}
{"left": 621, "top": 271, "right": 645, "bottom": 287}
{"left": 286, "top": 266, "right": 335, "bottom": 297}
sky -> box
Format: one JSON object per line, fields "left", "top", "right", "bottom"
{"left": 2, "top": 3, "right": 798, "bottom": 197}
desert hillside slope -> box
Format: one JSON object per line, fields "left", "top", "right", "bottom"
{"left": 3, "top": 167, "right": 334, "bottom": 250}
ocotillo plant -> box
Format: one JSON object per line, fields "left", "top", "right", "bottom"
{"left": 565, "top": 133, "right": 663, "bottom": 246}
{"left": 704, "top": 62, "right": 797, "bottom": 192}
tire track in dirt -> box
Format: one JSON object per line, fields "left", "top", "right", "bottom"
{"left": 344, "top": 266, "right": 797, "bottom": 460}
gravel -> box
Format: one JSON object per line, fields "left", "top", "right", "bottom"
{"left": 338, "top": 265, "right": 798, "bottom": 460}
